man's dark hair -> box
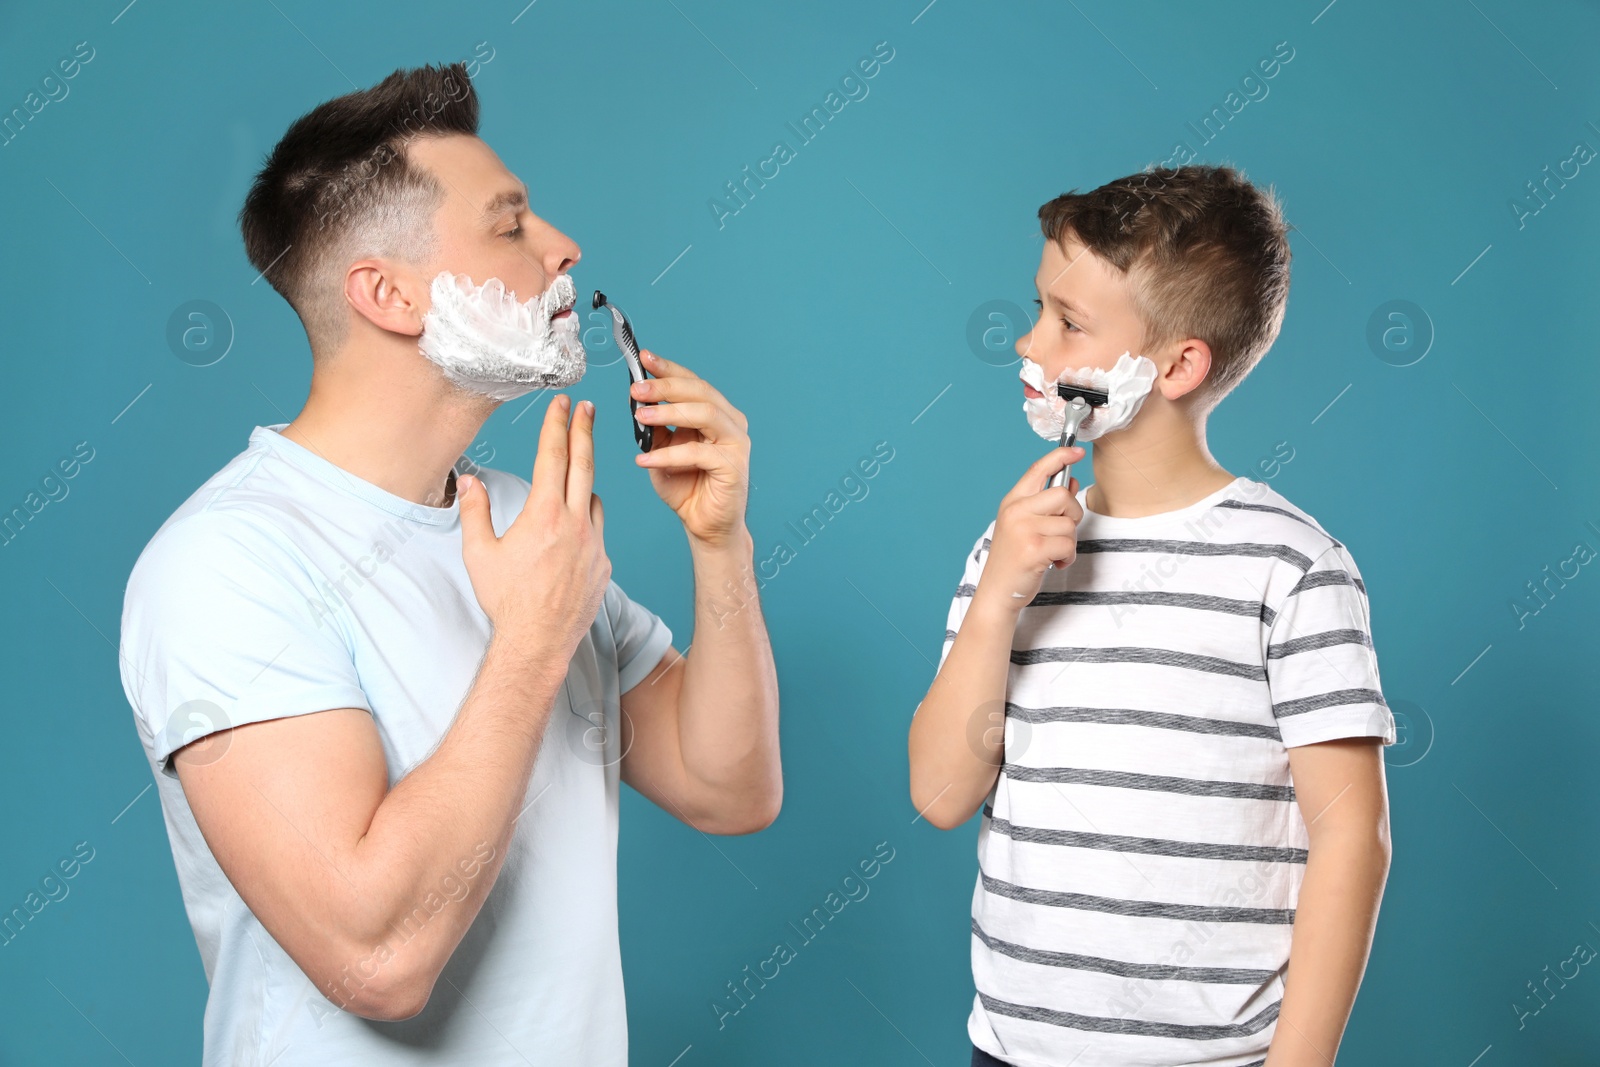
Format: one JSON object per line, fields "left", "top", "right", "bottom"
{"left": 239, "top": 62, "right": 480, "bottom": 355}
{"left": 1037, "top": 164, "right": 1291, "bottom": 413}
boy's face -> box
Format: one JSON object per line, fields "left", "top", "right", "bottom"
{"left": 1015, "top": 233, "right": 1147, "bottom": 402}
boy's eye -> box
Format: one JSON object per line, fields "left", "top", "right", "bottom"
{"left": 1032, "top": 297, "right": 1079, "bottom": 332}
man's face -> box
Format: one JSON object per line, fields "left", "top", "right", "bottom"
{"left": 406, "top": 133, "right": 581, "bottom": 315}
{"left": 1015, "top": 233, "right": 1146, "bottom": 402}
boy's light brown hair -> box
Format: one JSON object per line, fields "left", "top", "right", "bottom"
{"left": 1037, "top": 164, "right": 1291, "bottom": 413}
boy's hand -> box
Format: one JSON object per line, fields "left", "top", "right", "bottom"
{"left": 974, "top": 446, "right": 1086, "bottom": 612}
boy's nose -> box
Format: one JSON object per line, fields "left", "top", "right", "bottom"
{"left": 1014, "top": 328, "right": 1035, "bottom": 359}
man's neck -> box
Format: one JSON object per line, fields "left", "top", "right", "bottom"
{"left": 1082, "top": 407, "right": 1236, "bottom": 519}
{"left": 278, "top": 353, "right": 493, "bottom": 508}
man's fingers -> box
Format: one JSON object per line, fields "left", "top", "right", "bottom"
{"left": 634, "top": 362, "right": 751, "bottom": 436}
{"left": 457, "top": 474, "right": 496, "bottom": 555}
{"left": 634, "top": 365, "right": 728, "bottom": 407}
{"left": 531, "top": 394, "right": 572, "bottom": 502}
{"left": 634, "top": 439, "right": 725, "bottom": 473}
{"left": 566, "top": 399, "right": 596, "bottom": 512}
{"left": 589, "top": 492, "right": 605, "bottom": 539}
{"left": 638, "top": 348, "right": 698, "bottom": 382}
{"left": 635, "top": 401, "right": 740, "bottom": 442}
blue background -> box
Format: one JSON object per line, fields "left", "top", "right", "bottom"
{"left": 2, "top": 0, "right": 1597, "bottom": 1063}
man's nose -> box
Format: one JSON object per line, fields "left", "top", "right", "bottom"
{"left": 541, "top": 224, "right": 580, "bottom": 281}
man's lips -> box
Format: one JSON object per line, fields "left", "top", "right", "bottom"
{"left": 550, "top": 308, "right": 574, "bottom": 322}
{"left": 1023, "top": 382, "right": 1044, "bottom": 399}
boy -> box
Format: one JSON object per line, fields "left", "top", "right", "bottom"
{"left": 909, "top": 165, "right": 1393, "bottom": 1067}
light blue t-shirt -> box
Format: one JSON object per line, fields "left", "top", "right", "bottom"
{"left": 118, "top": 423, "right": 672, "bottom": 1066}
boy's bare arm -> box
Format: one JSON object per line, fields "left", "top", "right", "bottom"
{"left": 909, "top": 447, "right": 1082, "bottom": 830}
{"left": 1266, "top": 737, "right": 1392, "bottom": 1066}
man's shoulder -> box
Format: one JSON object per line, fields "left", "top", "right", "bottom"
{"left": 130, "top": 442, "right": 285, "bottom": 575}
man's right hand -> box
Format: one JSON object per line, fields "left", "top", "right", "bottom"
{"left": 974, "top": 445, "right": 1086, "bottom": 612}
{"left": 458, "top": 394, "right": 611, "bottom": 658}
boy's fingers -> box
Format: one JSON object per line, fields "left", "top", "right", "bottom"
{"left": 566, "top": 399, "right": 596, "bottom": 512}
{"left": 1033, "top": 516, "right": 1081, "bottom": 537}
{"left": 1004, "top": 447, "right": 1085, "bottom": 504}
{"left": 531, "top": 394, "right": 571, "bottom": 503}
{"left": 1016, "top": 484, "right": 1079, "bottom": 517}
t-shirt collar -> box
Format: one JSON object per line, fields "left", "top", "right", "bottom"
{"left": 251, "top": 424, "right": 462, "bottom": 527}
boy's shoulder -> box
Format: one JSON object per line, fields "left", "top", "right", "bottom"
{"left": 1210, "top": 478, "right": 1348, "bottom": 564}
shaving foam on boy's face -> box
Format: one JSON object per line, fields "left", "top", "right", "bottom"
{"left": 418, "top": 270, "right": 586, "bottom": 401}
{"left": 1018, "top": 352, "right": 1159, "bottom": 441}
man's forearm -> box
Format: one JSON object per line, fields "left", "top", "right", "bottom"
{"left": 332, "top": 631, "right": 569, "bottom": 1011}
{"left": 675, "top": 527, "right": 781, "bottom": 818}
{"left": 1266, "top": 829, "right": 1391, "bottom": 1066}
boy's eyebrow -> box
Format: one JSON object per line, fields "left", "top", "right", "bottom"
{"left": 1034, "top": 276, "right": 1094, "bottom": 324}
{"left": 477, "top": 181, "right": 529, "bottom": 226}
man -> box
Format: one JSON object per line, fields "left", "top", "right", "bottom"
{"left": 118, "top": 62, "right": 780, "bottom": 1065}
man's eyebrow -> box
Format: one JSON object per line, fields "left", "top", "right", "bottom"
{"left": 477, "top": 181, "right": 529, "bottom": 225}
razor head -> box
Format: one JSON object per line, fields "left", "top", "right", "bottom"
{"left": 592, "top": 288, "right": 654, "bottom": 454}
{"left": 1055, "top": 381, "right": 1111, "bottom": 407}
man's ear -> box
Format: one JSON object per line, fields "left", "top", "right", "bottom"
{"left": 1156, "top": 337, "right": 1213, "bottom": 402}
{"left": 344, "top": 259, "right": 427, "bottom": 338}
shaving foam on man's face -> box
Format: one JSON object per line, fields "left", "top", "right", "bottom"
{"left": 418, "top": 270, "right": 586, "bottom": 401}
{"left": 1018, "top": 352, "right": 1159, "bottom": 441}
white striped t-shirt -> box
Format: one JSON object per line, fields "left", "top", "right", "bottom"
{"left": 939, "top": 476, "right": 1395, "bottom": 1067}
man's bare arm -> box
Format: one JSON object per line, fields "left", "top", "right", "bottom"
{"left": 1266, "top": 736, "right": 1391, "bottom": 1066}
{"left": 619, "top": 530, "right": 781, "bottom": 835}
{"left": 175, "top": 395, "right": 609, "bottom": 1021}
{"left": 613, "top": 349, "right": 780, "bottom": 835}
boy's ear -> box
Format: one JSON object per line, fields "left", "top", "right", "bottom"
{"left": 1155, "top": 337, "right": 1213, "bottom": 402}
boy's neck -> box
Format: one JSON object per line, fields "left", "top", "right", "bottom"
{"left": 1082, "top": 408, "right": 1237, "bottom": 519}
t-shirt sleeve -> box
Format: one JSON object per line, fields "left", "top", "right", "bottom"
{"left": 119, "top": 512, "right": 372, "bottom": 778}
{"left": 938, "top": 521, "right": 996, "bottom": 674}
{"left": 603, "top": 578, "right": 674, "bottom": 694}
{"left": 1265, "top": 542, "right": 1396, "bottom": 748}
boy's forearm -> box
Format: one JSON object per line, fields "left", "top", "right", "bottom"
{"left": 1265, "top": 828, "right": 1391, "bottom": 1066}
{"left": 908, "top": 590, "right": 1022, "bottom": 829}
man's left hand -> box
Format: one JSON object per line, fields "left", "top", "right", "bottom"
{"left": 630, "top": 349, "right": 751, "bottom": 549}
